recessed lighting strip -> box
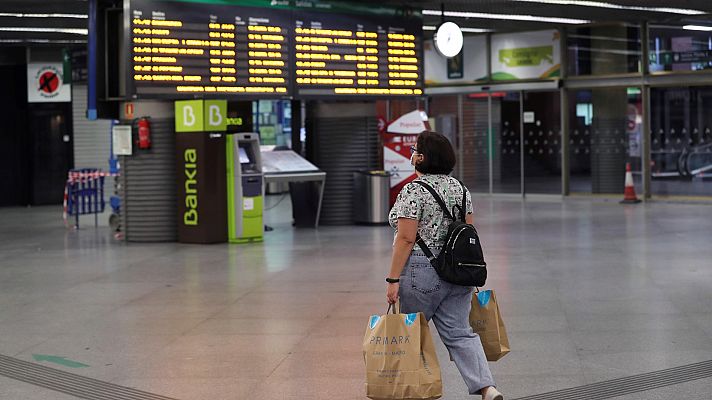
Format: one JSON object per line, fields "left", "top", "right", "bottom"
{"left": 0, "top": 13, "right": 88, "bottom": 19}
{"left": 683, "top": 25, "right": 712, "bottom": 32}
{"left": 423, "top": 9, "right": 590, "bottom": 24}
{"left": 423, "top": 25, "right": 490, "bottom": 33}
{"left": 0, "top": 27, "right": 88, "bottom": 35}
{"left": 510, "top": 0, "right": 706, "bottom": 16}
{"left": 0, "top": 39, "right": 87, "bottom": 44}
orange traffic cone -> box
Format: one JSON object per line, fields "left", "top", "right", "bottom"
{"left": 620, "top": 162, "right": 641, "bottom": 204}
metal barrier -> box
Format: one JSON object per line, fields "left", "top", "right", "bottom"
{"left": 63, "top": 169, "right": 115, "bottom": 228}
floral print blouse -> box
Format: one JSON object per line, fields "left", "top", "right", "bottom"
{"left": 389, "top": 174, "right": 473, "bottom": 252}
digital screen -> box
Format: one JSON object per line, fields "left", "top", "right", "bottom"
{"left": 130, "top": 0, "right": 291, "bottom": 97}
{"left": 127, "top": 0, "right": 423, "bottom": 99}
{"left": 238, "top": 147, "right": 250, "bottom": 164}
{"left": 293, "top": 10, "right": 423, "bottom": 97}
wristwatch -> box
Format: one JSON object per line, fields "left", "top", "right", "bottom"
{"left": 385, "top": 277, "right": 400, "bottom": 284}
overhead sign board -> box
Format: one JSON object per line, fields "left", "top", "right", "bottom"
{"left": 127, "top": 0, "right": 423, "bottom": 99}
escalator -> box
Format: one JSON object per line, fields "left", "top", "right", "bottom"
{"left": 679, "top": 142, "right": 712, "bottom": 179}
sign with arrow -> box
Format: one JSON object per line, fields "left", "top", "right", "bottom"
{"left": 27, "top": 63, "right": 71, "bottom": 103}
{"left": 32, "top": 354, "right": 89, "bottom": 369}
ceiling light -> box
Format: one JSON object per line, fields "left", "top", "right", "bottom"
{"left": 0, "top": 27, "right": 88, "bottom": 35}
{"left": 0, "top": 38, "right": 87, "bottom": 44}
{"left": 423, "top": 25, "right": 490, "bottom": 33}
{"left": 0, "top": 13, "right": 88, "bottom": 19}
{"left": 683, "top": 25, "right": 712, "bottom": 32}
{"left": 423, "top": 9, "right": 589, "bottom": 24}
{"left": 510, "top": 0, "right": 705, "bottom": 15}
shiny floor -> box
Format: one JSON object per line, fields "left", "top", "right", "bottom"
{"left": 1, "top": 196, "right": 712, "bottom": 400}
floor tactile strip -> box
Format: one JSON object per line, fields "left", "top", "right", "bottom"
{"left": 0, "top": 354, "right": 179, "bottom": 400}
{"left": 512, "top": 359, "right": 712, "bottom": 400}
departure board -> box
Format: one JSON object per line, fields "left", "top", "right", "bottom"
{"left": 293, "top": 10, "right": 423, "bottom": 97}
{"left": 129, "top": 0, "right": 292, "bottom": 97}
{"left": 126, "top": 0, "right": 423, "bottom": 99}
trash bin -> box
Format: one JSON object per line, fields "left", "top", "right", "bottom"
{"left": 353, "top": 170, "right": 391, "bottom": 224}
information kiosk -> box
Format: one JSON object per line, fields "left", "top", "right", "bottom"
{"left": 261, "top": 149, "right": 326, "bottom": 227}
{"left": 227, "top": 133, "right": 264, "bottom": 243}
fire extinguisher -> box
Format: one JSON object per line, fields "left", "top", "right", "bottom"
{"left": 137, "top": 117, "right": 151, "bottom": 150}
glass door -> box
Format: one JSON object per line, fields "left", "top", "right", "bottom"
{"left": 491, "top": 91, "right": 522, "bottom": 194}
{"left": 568, "top": 87, "right": 642, "bottom": 195}
{"left": 522, "top": 91, "right": 562, "bottom": 195}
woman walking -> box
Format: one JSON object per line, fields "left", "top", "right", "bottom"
{"left": 386, "top": 131, "right": 503, "bottom": 400}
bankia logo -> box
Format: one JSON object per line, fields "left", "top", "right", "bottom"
{"left": 184, "top": 148, "right": 198, "bottom": 226}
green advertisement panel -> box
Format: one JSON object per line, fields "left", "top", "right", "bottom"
{"left": 491, "top": 30, "right": 561, "bottom": 81}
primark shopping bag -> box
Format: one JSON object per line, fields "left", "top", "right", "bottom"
{"left": 363, "top": 305, "right": 442, "bottom": 400}
{"left": 469, "top": 289, "right": 510, "bottom": 361}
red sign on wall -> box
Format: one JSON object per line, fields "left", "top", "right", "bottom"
{"left": 383, "top": 110, "right": 429, "bottom": 205}
{"left": 384, "top": 133, "right": 418, "bottom": 205}
{"left": 125, "top": 102, "right": 135, "bottom": 120}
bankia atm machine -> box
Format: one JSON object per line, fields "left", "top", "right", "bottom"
{"left": 226, "top": 133, "right": 264, "bottom": 243}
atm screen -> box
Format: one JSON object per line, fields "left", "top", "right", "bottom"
{"left": 238, "top": 147, "right": 250, "bottom": 164}
{"left": 238, "top": 142, "right": 258, "bottom": 172}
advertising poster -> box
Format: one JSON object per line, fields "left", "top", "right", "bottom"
{"left": 384, "top": 110, "right": 429, "bottom": 205}
{"left": 384, "top": 134, "right": 418, "bottom": 205}
{"left": 27, "top": 63, "right": 71, "bottom": 103}
{"left": 627, "top": 103, "right": 642, "bottom": 158}
{"left": 447, "top": 50, "right": 464, "bottom": 79}
{"left": 424, "top": 36, "right": 488, "bottom": 85}
{"left": 490, "top": 30, "right": 561, "bottom": 81}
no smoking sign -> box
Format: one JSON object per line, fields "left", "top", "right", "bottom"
{"left": 27, "top": 63, "right": 71, "bottom": 103}
{"left": 39, "top": 70, "right": 60, "bottom": 95}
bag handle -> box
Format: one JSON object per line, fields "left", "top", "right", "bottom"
{"left": 386, "top": 303, "right": 400, "bottom": 314}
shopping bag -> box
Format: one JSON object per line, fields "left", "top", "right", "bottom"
{"left": 363, "top": 304, "right": 442, "bottom": 400}
{"left": 469, "top": 289, "right": 510, "bottom": 361}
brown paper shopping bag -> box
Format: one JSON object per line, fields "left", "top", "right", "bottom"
{"left": 363, "top": 305, "right": 442, "bottom": 400}
{"left": 469, "top": 289, "right": 510, "bottom": 361}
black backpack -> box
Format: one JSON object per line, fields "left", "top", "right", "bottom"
{"left": 413, "top": 180, "right": 487, "bottom": 287}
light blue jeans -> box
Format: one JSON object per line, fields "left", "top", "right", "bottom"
{"left": 399, "top": 251, "right": 496, "bottom": 395}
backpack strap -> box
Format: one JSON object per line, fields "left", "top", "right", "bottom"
{"left": 458, "top": 179, "right": 467, "bottom": 221}
{"left": 412, "top": 181, "right": 454, "bottom": 220}
{"left": 411, "top": 180, "right": 452, "bottom": 264}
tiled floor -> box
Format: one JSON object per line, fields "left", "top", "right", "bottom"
{"left": 1, "top": 196, "right": 711, "bottom": 399}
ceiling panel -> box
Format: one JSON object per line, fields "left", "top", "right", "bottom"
{"left": 0, "top": 0, "right": 88, "bottom": 45}
{"left": 1, "top": 0, "right": 711, "bottom": 45}
{"left": 393, "top": 0, "right": 712, "bottom": 32}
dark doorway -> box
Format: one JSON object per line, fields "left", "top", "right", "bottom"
{"left": 0, "top": 65, "right": 30, "bottom": 206}
{"left": 493, "top": 91, "right": 522, "bottom": 194}
{"left": 522, "top": 91, "right": 562, "bottom": 194}
{"left": 28, "top": 103, "right": 73, "bottom": 205}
